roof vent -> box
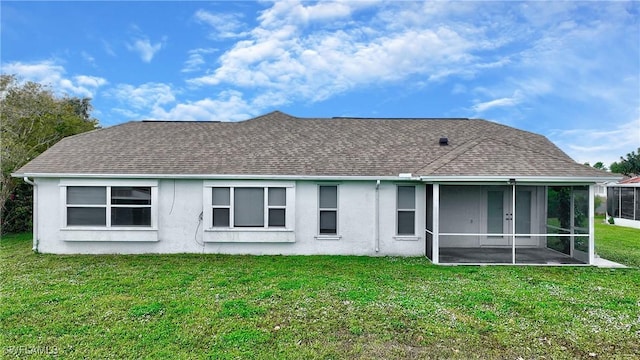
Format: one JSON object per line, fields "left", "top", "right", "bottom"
{"left": 439, "top": 137, "right": 449, "bottom": 146}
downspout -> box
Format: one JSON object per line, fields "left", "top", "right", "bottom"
{"left": 375, "top": 180, "right": 380, "bottom": 253}
{"left": 22, "top": 177, "right": 38, "bottom": 252}
{"left": 511, "top": 179, "right": 516, "bottom": 265}
{"left": 588, "top": 184, "right": 595, "bottom": 265}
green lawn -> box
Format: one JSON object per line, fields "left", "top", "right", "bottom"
{"left": 1, "top": 226, "right": 639, "bottom": 359}
{"left": 595, "top": 216, "right": 640, "bottom": 268}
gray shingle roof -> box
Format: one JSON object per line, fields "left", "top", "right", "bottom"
{"left": 15, "top": 111, "right": 613, "bottom": 179}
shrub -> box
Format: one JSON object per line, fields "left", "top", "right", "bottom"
{"left": 1, "top": 182, "right": 32, "bottom": 234}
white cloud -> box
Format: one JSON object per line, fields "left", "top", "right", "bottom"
{"left": 100, "top": 0, "right": 637, "bottom": 135}
{"left": 2, "top": 60, "right": 107, "bottom": 98}
{"left": 257, "top": 0, "right": 354, "bottom": 28}
{"left": 151, "top": 90, "right": 253, "bottom": 121}
{"left": 500, "top": 2, "right": 639, "bottom": 110}
{"left": 472, "top": 90, "right": 523, "bottom": 113}
{"left": 75, "top": 75, "right": 107, "bottom": 88}
{"left": 183, "top": 1, "right": 532, "bottom": 115}
{"left": 102, "top": 39, "right": 117, "bottom": 57}
{"left": 451, "top": 84, "right": 466, "bottom": 95}
{"left": 549, "top": 117, "right": 640, "bottom": 166}
{"left": 112, "top": 107, "right": 140, "bottom": 120}
{"left": 201, "top": 2, "right": 575, "bottom": 116}
{"left": 81, "top": 51, "right": 96, "bottom": 66}
{"left": 107, "top": 83, "right": 176, "bottom": 111}
{"left": 182, "top": 48, "right": 217, "bottom": 73}
{"left": 106, "top": 83, "right": 254, "bottom": 122}
{"left": 126, "top": 37, "right": 165, "bottom": 63}
{"left": 188, "top": 2, "right": 491, "bottom": 105}
{"left": 2, "top": 60, "right": 66, "bottom": 86}
{"left": 194, "top": 9, "right": 248, "bottom": 39}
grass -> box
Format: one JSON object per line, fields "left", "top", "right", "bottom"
{"left": 1, "top": 226, "right": 639, "bottom": 359}
{"left": 595, "top": 216, "right": 640, "bottom": 268}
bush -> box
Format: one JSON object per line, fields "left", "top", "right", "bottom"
{"left": 1, "top": 182, "right": 32, "bottom": 234}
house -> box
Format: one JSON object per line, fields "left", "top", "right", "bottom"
{"left": 607, "top": 177, "right": 640, "bottom": 229}
{"left": 593, "top": 182, "right": 612, "bottom": 215}
{"left": 13, "top": 111, "right": 619, "bottom": 264}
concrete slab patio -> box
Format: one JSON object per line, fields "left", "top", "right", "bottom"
{"left": 593, "top": 255, "right": 627, "bottom": 268}
{"left": 439, "top": 247, "right": 627, "bottom": 267}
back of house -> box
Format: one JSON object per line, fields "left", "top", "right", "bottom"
{"left": 13, "top": 111, "right": 618, "bottom": 264}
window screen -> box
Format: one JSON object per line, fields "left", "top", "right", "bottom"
{"left": 319, "top": 186, "right": 337, "bottom": 208}
{"left": 397, "top": 186, "right": 416, "bottom": 235}
{"left": 67, "top": 187, "right": 106, "bottom": 205}
{"left": 320, "top": 211, "right": 337, "bottom": 234}
{"left": 67, "top": 208, "right": 106, "bottom": 226}
{"left": 234, "top": 188, "right": 264, "bottom": 227}
{"left": 319, "top": 185, "right": 338, "bottom": 235}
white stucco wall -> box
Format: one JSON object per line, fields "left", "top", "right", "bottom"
{"left": 611, "top": 218, "right": 640, "bottom": 229}
{"left": 33, "top": 178, "right": 426, "bottom": 256}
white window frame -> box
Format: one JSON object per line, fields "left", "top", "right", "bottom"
{"left": 267, "top": 188, "right": 287, "bottom": 227}
{"left": 66, "top": 186, "right": 107, "bottom": 226}
{"left": 396, "top": 184, "right": 417, "bottom": 238}
{"left": 317, "top": 184, "right": 339, "bottom": 238}
{"left": 60, "top": 180, "right": 158, "bottom": 230}
{"left": 212, "top": 188, "right": 232, "bottom": 228}
{"left": 204, "top": 181, "right": 295, "bottom": 231}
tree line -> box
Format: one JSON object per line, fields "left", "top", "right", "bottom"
{"left": 585, "top": 150, "right": 640, "bottom": 177}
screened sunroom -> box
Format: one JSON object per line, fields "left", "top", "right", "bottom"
{"left": 607, "top": 181, "right": 640, "bottom": 229}
{"left": 425, "top": 182, "right": 594, "bottom": 265}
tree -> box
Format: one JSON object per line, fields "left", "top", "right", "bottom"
{"left": 584, "top": 161, "right": 607, "bottom": 171}
{"left": 610, "top": 148, "right": 640, "bottom": 176}
{"left": 1, "top": 74, "right": 99, "bottom": 232}
{"left": 592, "top": 161, "right": 607, "bottom": 171}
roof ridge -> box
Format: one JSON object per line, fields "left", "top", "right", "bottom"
{"left": 418, "top": 136, "right": 610, "bottom": 177}
{"left": 141, "top": 120, "right": 221, "bottom": 123}
{"left": 482, "top": 135, "right": 576, "bottom": 163}
{"left": 471, "top": 118, "right": 550, "bottom": 139}
{"left": 413, "top": 138, "right": 484, "bottom": 175}
{"left": 53, "top": 123, "right": 111, "bottom": 142}
{"left": 242, "top": 110, "right": 296, "bottom": 122}
{"left": 330, "top": 116, "right": 470, "bottom": 120}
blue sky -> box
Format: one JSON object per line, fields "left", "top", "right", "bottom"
{"left": 2, "top": 1, "right": 639, "bottom": 167}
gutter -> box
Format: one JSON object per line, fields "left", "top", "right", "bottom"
{"left": 22, "top": 177, "right": 38, "bottom": 252}
{"left": 375, "top": 180, "right": 380, "bottom": 253}
{"left": 419, "top": 175, "right": 622, "bottom": 184}
{"left": 12, "top": 172, "right": 418, "bottom": 182}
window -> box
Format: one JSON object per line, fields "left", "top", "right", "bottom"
{"left": 211, "top": 187, "right": 286, "bottom": 228}
{"left": 319, "top": 185, "right": 338, "bottom": 235}
{"left": 268, "top": 188, "right": 286, "bottom": 227}
{"left": 235, "top": 188, "right": 264, "bottom": 227}
{"left": 66, "top": 186, "right": 152, "bottom": 227}
{"left": 111, "top": 187, "right": 151, "bottom": 226}
{"left": 397, "top": 186, "right": 415, "bottom": 235}
{"left": 67, "top": 187, "right": 106, "bottom": 226}
{"left": 212, "top": 188, "right": 230, "bottom": 227}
